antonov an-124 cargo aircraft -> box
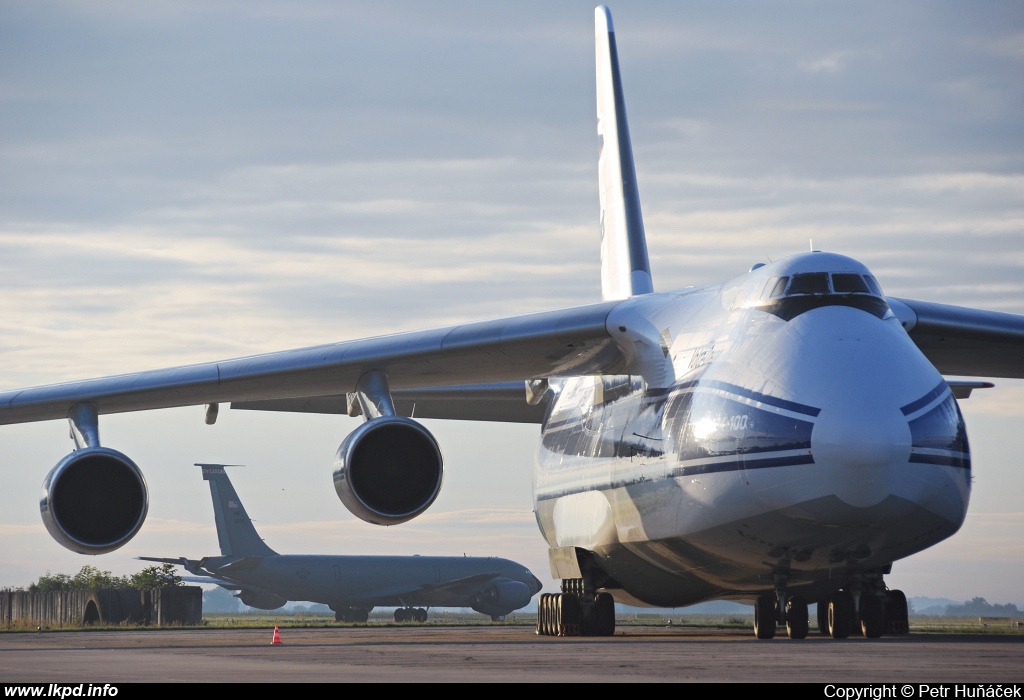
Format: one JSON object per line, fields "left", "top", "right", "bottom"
{"left": 3, "top": 7, "right": 1022, "bottom": 640}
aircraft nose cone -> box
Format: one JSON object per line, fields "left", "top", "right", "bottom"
{"left": 811, "top": 384, "right": 912, "bottom": 508}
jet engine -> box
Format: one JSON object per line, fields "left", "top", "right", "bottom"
{"left": 237, "top": 589, "right": 287, "bottom": 610}
{"left": 470, "top": 579, "right": 534, "bottom": 617}
{"left": 40, "top": 447, "right": 149, "bottom": 555}
{"left": 332, "top": 415, "right": 443, "bottom": 526}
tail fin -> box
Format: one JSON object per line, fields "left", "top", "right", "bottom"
{"left": 196, "top": 464, "right": 277, "bottom": 557}
{"left": 595, "top": 5, "right": 653, "bottom": 301}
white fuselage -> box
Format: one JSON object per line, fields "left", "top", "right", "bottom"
{"left": 533, "top": 252, "right": 971, "bottom": 606}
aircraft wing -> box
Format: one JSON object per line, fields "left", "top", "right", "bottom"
{"left": 361, "top": 572, "right": 504, "bottom": 604}
{"left": 415, "top": 571, "right": 504, "bottom": 595}
{"left": 0, "top": 301, "right": 625, "bottom": 425}
{"left": 231, "top": 382, "right": 547, "bottom": 423}
{"left": 889, "top": 297, "right": 1024, "bottom": 379}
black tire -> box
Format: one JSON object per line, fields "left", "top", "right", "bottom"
{"left": 538, "top": 593, "right": 550, "bottom": 636}
{"left": 816, "top": 599, "right": 829, "bottom": 634}
{"left": 754, "top": 593, "right": 777, "bottom": 640}
{"left": 786, "top": 595, "right": 809, "bottom": 640}
{"left": 828, "top": 591, "right": 853, "bottom": 639}
{"left": 356, "top": 608, "right": 369, "bottom": 623}
{"left": 594, "top": 592, "right": 615, "bottom": 636}
{"left": 886, "top": 590, "right": 909, "bottom": 635}
{"left": 393, "top": 608, "right": 407, "bottom": 623}
{"left": 554, "top": 594, "right": 564, "bottom": 636}
{"left": 861, "top": 595, "right": 884, "bottom": 638}
{"left": 415, "top": 608, "right": 428, "bottom": 623}
{"left": 560, "top": 593, "right": 582, "bottom": 637}
{"left": 544, "top": 593, "right": 552, "bottom": 638}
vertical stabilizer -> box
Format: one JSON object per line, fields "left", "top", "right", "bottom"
{"left": 196, "top": 464, "right": 277, "bottom": 557}
{"left": 595, "top": 5, "right": 653, "bottom": 301}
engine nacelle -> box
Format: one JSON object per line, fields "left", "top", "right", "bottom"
{"left": 237, "top": 589, "right": 287, "bottom": 610}
{"left": 40, "top": 447, "right": 149, "bottom": 555}
{"left": 470, "top": 579, "right": 534, "bottom": 617}
{"left": 332, "top": 415, "right": 443, "bottom": 526}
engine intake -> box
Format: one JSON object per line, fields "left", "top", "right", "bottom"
{"left": 333, "top": 416, "right": 443, "bottom": 525}
{"left": 40, "top": 447, "right": 149, "bottom": 555}
{"left": 471, "top": 579, "right": 533, "bottom": 617}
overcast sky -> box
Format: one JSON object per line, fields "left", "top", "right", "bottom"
{"left": 1, "top": 1, "right": 1022, "bottom": 605}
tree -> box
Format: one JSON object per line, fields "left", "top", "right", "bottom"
{"left": 26, "top": 564, "right": 181, "bottom": 591}
{"left": 128, "top": 564, "right": 183, "bottom": 588}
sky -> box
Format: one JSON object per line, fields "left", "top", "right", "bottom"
{"left": 0, "top": 1, "right": 1022, "bottom": 605}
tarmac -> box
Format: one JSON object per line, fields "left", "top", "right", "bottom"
{"left": 2, "top": 625, "right": 1023, "bottom": 683}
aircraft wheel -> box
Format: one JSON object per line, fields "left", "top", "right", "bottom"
{"left": 356, "top": 608, "right": 369, "bottom": 623}
{"left": 394, "top": 608, "right": 407, "bottom": 623}
{"left": 786, "top": 595, "right": 809, "bottom": 640}
{"left": 334, "top": 610, "right": 344, "bottom": 623}
{"left": 816, "top": 599, "right": 829, "bottom": 634}
{"left": 753, "top": 593, "right": 776, "bottom": 640}
{"left": 861, "top": 595, "right": 884, "bottom": 638}
{"left": 886, "top": 590, "right": 909, "bottom": 635}
{"left": 415, "top": 608, "right": 428, "bottom": 623}
{"left": 536, "top": 593, "right": 550, "bottom": 636}
{"left": 828, "top": 591, "right": 853, "bottom": 639}
{"left": 594, "top": 592, "right": 615, "bottom": 636}
{"left": 560, "top": 593, "right": 582, "bottom": 637}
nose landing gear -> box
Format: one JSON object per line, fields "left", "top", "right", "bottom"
{"left": 814, "top": 586, "right": 909, "bottom": 639}
{"left": 754, "top": 591, "right": 809, "bottom": 640}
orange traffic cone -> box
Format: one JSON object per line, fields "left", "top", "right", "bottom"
{"left": 271, "top": 626, "right": 281, "bottom": 645}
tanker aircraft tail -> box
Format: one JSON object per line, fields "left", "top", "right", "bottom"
{"left": 196, "top": 463, "right": 277, "bottom": 557}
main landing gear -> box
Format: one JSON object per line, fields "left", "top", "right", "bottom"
{"left": 334, "top": 607, "right": 369, "bottom": 623}
{"left": 536, "top": 579, "right": 615, "bottom": 637}
{"left": 394, "top": 607, "right": 428, "bottom": 623}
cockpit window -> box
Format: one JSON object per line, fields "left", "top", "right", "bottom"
{"left": 769, "top": 276, "right": 789, "bottom": 298}
{"left": 831, "top": 273, "right": 870, "bottom": 294}
{"left": 787, "top": 272, "right": 830, "bottom": 295}
{"left": 864, "top": 275, "right": 883, "bottom": 296}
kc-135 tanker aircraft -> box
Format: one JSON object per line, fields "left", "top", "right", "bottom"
{"left": 2, "top": 7, "right": 1022, "bottom": 640}
{"left": 141, "top": 465, "right": 541, "bottom": 622}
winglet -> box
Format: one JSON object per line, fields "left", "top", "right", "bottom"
{"left": 596, "top": 5, "right": 653, "bottom": 301}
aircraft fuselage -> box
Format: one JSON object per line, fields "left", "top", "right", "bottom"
{"left": 534, "top": 252, "right": 971, "bottom": 607}
{"left": 203, "top": 553, "right": 540, "bottom": 614}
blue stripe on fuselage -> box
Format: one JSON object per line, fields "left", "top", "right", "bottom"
{"left": 900, "top": 380, "right": 948, "bottom": 416}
